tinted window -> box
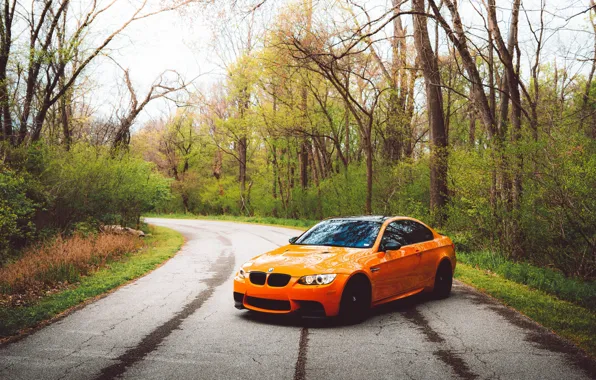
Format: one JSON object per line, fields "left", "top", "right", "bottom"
{"left": 381, "top": 220, "right": 434, "bottom": 247}
{"left": 295, "top": 220, "right": 382, "bottom": 248}
{"left": 381, "top": 222, "right": 409, "bottom": 247}
{"left": 406, "top": 221, "right": 434, "bottom": 243}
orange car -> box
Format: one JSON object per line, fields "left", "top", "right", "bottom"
{"left": 233, "top": 216, "right": 456, "bottom": 322}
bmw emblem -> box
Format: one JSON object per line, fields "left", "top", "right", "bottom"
{"left": 268, "top": 268, "right": 274, "bottom": 273}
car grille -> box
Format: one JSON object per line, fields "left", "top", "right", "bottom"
{"left": 245, "top": 296, "right": 291, "bottom": 311}
{"left": 249, "top": 272, "right": 292, "bottom": 287}
{"left": 267, "top": 273, "right": 291, "bottom": 287}
{"left": 249, "top": 271, "right": 267, "bottom": 285}
{"left": 297, "top": 300, "right": 326, "bottom": 317}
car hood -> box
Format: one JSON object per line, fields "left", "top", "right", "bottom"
{"left": 243, "top": 244, "right": 369, "bottom": 276}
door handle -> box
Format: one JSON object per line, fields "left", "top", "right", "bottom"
{"left": 371, "top": 267, "right": 380, "bottom": 272}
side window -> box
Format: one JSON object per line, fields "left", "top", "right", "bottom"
{"left": 404, "top": 221, "right": 434, "bottom": 244}
{"left": 381, "top": 222, "right": 408, "bottom": 247}
{"left": 382, "top": 220, "right": 434, "bottom": 247}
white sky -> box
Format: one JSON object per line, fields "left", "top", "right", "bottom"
{"left": 86, "top": 0, "right": 223, "bottom": 126}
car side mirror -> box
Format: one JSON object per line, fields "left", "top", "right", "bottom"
{"left": 384, "top": 241, "right": 402, "bottom": 251}
{"left": 289, "top": 236, "right": 298, "bottom": 244}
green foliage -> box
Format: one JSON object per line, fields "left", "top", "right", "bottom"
{"left": 444, "top": 148, "right": 494, "bottom": 251}
{"left": 0, "top": 169, "right": 39, "bottom": 261}
{"left": 0, "top": 143, "right": 171, "bottom": 261}
{"left": 42, "top": 144, "right": 171, "bottom": 229}
{"left": 458, "top": 251, "right": 596, "bottom": 312}
{"left": 517, "top": 135, "right": 596, "bottom": 278}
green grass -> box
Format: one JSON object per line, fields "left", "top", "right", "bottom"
{"left": 455, "top": 263, "right": 596, "bottom": 357}
{"left": 458, "top": 251, "right": 596, "bottom": 312}
{"left": 0, "top": 225, "right": 184, "bottom": 338}
{"left": 143, "top": 212, "right": 316, "bottom": 230}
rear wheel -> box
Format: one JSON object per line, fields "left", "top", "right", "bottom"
{"left": 338, "top": 276, "right": 371, "bottom": 324}
{"left": 432, "top": 261, "right": 453, "bottom": 299}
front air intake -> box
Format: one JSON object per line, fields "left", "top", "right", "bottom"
{"left": 245, "top": 296, "right": 291, "bottom": 311}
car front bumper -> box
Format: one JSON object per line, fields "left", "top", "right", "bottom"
{"left": 233, "top": 273, "right": 349, "bottom": 317}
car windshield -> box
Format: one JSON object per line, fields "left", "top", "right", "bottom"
{"left": 294, "top": 220, "right": 382, "bottom": 248}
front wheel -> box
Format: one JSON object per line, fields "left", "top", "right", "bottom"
{"left": 432, "top": 262, "right": 453, "bottom": 299}
{"left": 338, "top": 277, "right": 371, "bottom": 324}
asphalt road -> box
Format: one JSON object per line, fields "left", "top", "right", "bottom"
{"left": 1, "top": 218, "right": 594, "bottom": 380}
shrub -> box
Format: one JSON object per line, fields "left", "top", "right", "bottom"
{"left": 41, "top": 144, "right": 171, "bottom": 230}
{"left": 0, "top": 169, "right": 40, "bottom": 262}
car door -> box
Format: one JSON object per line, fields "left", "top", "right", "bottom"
{"left": 406, "top": 221, "right": 439, "bottom": 284}
{"left": 371, "top": 221, "right": 421, "bottom": 301}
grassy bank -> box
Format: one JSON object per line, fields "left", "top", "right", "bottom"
{"left": 0, "top": 225, "right": 184, "bottom": 339}
{"left": 457, "top": 251, "right": 595, "bottom": 312}
{"left": 455, "top": 263, "right": 596, "bottom": 357}
{"left": 143, "top": 212, "right": 316, "bottom": 230}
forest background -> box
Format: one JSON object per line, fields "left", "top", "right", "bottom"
{"left": 1, "top": 0, "right": 594, "bottom": 285}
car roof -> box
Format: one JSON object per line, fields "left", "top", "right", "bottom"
{"left": 328, "top": 215, "right": 392, "bottom": 223}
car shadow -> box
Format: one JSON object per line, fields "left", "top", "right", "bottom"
{"left": 237, "top": 291, "right": 437, "bottom": 329}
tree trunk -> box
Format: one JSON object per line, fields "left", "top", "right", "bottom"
{"left": 299, "top": 140, "right": 309, "bottom": 189}
{"left": 469, "top": 111, "right": 476, "bottom": 147}
{"left": 238, "top": 135, "right": 248, "bottom": 212}
{"left": 0, "top": 0, "right": 14, "bottom": 142}
{"left": 60, "top": 86, "right": 71, "bottom": 150}
{"left": 364, "top": 131, "right": 373, "bottom": 214}
{"left": 583, "top": 0, "right": 596, "bottom": 139}
{"left": 413, "top": 0, "right": 448, "bottom": 224}
{"left": 432, "top": 0, "right": 496, "bottom": 137}
{"left": 272, "top": 143, "right": 279, "bottom": 217}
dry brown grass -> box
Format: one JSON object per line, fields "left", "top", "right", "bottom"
{"left": 0, "top": 233, "right": 143, "bottom": 300}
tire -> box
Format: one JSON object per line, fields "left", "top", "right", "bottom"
{"left": 432, "top": 261, "right": 453, "bottom": 299}
{"left": 338, "top": 276, "right": 371, "bottom": 325}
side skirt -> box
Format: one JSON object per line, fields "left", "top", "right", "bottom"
{"left": 372, "top": 287, "right": 425, "bottom": 307}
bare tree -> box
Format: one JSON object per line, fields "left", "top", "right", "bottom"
{"left": 6, "top": 0, "right": 199, "bottom": 145}
{"left": 112, "top": 68, "right": 189, "bottom": 149}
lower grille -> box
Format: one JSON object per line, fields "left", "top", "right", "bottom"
{"left": 245, "top": 296, "right": 291, "bottom": 311}
{"left": 249, "top": 272, "right": 267, "bottom": 285}
{"left": 233, "top": 292, "right": 244, "bottom": 303}
{"left": 297, "top": 300, "right": 326, "bottom": 317}
{"left": 267, "top": 273, "right": 291, "bottom": 287}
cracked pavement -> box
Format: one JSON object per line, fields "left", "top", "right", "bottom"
{"left": 0, "top": 218, "right": 594, "bottom": 379}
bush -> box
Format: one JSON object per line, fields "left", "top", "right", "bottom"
{"left": 0, "top": 143, "right": 171, "bottom": 261}
{"left": 41, "top": 144, "right": 171, "bottom": 229}
{"left": 0, "top": 169, "right": 40, "bottom": 262}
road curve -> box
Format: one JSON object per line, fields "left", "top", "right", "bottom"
{"left": 1, "top": 218, "right": 594, "bottom": 380}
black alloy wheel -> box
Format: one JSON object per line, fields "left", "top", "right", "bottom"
{"left": 339, "top": 277, "right": 371, "bottom": 325}
{"left": 432, "top": 262, "right": 453, "bottom": 299}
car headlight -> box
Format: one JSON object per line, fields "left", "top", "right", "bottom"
{"left": 238, "top": 268, "right": 248, "bottom": 279}
{"left": 298, "top": 274, "right": 337, "bottom": 285}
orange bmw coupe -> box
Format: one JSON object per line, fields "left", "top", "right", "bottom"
{"left": 233, "top": 216, "right": 456, "bottom": 323}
